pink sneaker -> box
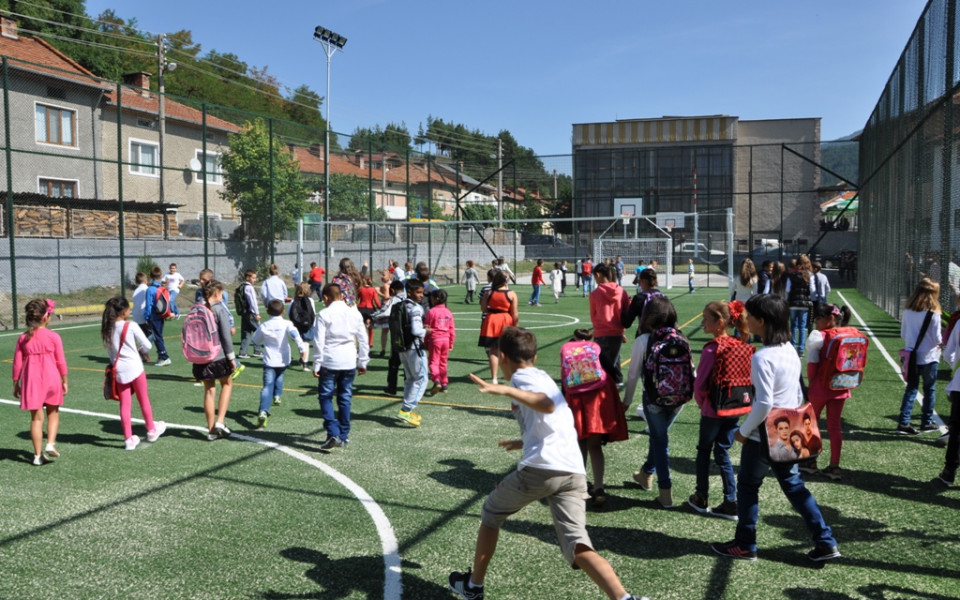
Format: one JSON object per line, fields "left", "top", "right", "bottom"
{"left": 147, "top": 421, "right": 167, "bottom": 443}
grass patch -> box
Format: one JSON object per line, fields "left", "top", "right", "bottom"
{"left": 0, "top": 286, "right": 957, "bottom": 599}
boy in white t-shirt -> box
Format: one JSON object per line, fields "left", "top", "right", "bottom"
{"left": 162, "top": 263, "right": 186, "bottom": 317}
{"left": 449, "top": 327, "right": 647, "bottom": 600}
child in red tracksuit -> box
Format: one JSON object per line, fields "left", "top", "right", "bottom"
{"left": 425, "top": 288, "right": 456, "bottom": 394}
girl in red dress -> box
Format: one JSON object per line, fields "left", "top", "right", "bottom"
{"left": 356, "top": 275, "right": 381, "bottom": 347}
{"left": 478, "top": 270, "right": 518, "bottom": 384}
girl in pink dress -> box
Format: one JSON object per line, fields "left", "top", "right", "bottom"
{"left": 12, "top": 299, "right": 67, "bottom": 465}
{"left": 425, "top": 289, "right": 456, "bottom": 394}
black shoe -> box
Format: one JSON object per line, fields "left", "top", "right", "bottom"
{"left": 807, "top": 542, "right": 841, "bottom": 562}
{"left": 319, "top": 436, "right": 342, "bottom": 450}
{"left": 687, "top": 493, "right": 709, "bottom": 514}
{"left": 919, "top": 422, "right": 941, "bottom": 433}
{"left": 896, "top": 424, "right": 920, "bottom": 435}
{"left": 383, "top": 387, "right": 397, "bottom": 396}
{"left": 449, "top": 569, "right": 484, "bottom": 599}
{"left": 711, "top": 499, "right": 739, "bottom": 521}
{"left": 711, "top": 540, "right": 757, "bottom": 561}
{"left": 937, "top": 469, "right": 957, "bottom": 487}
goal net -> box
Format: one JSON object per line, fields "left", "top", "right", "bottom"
{"left": 593, "top": 237, "right": 674, "bottom": 289}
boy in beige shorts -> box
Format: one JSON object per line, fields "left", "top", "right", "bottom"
{"left": 450, "top": 327, "right": 647, "bottom": 600}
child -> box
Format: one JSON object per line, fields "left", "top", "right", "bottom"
{"left": 623, "top": 296, "right": 688, "bottom": 508}
{"left": 425, "top": 289, "right": 456, "bottom": 395}
{"left": 12, "top": 299, "right": 66, "bottom": 465}
{"left": 549, "top": 262, "right": 563, "bottom": 303}
{"left": 195, "top": 280, "right": 237, "bottom": 441}
{"left": 197, "top": 268, "right": 241, "bottom": 377}
{"left": 357, "top": 275, "right": 381, "bottom": 347}
{"left": 450, "top": 327, "right": 647, "bottom": 600}
{"left": 237, "top": 269, "right": 262, "bottom": 359}
{"left": 397, "top": 279, "right": 430, "bottom": 426}
{"left": 561, "top": 329, "right": 628, "bottom": 509}
{"left": 786, "top": 255, "right": 815, "bottom": 356}
{"left": 897, "top": 277, "right": 942, "bottom": 435}
{"left": 145, "top": 266, "right": 172, "bottom": 366}
{"left": 478, "top": 270, "right": 519, "bottom": 385}
{"left": 462, "top": 259, "right": 479, "bottom": 304}
{"left": 376, "top": 280, "right": 407, "bottom": 391}
{"left": 689, "top": 300, "right": 749, "bottom": 519}
{"left": 253, "top": 299, "right": 303, "bottom": 428}
{"left": 591, "top": 263, "right": 630, "bottom": 385}
{"left": 162, "top": 263, "right": 185, "bottom": 317}
{"left": 938, "top": 299, "right": 960, "bottom": 486}
{"left": 101, "top": 296, "right": 166, "bottom": 450}
{"left": 711, "top": 294, "right": 839, "bottom": 562}
{"left": 131, "top": 272, "right": 151, "bottom": 348}
{"left": 803, "top": 303, "right": 854, "bottom": 479}
{"left": 378, "top": 269, "right": 393, "bottom": 303}
{"left": 528, "top": 258, "right": 544, "bottom": 306}
{"left": 288, "top": 282, "right": 316, "bottom": 370}
{"left": 688, "top": 258, "right": 696, "bottom": 293}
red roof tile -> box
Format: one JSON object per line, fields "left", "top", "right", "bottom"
{"left": 0, "top": 33, "right": 109, "bottom": 90}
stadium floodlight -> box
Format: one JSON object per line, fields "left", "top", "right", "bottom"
{"left": 314, "top": 26, "right": 347, "bottom": 48}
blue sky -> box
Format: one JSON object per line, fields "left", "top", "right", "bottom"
{"left": 83, "top": 0, "right": 929, "bottom": 155}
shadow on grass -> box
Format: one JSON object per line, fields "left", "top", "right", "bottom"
{"left": 260, "top": 546, "right": 448, "bottom": 599}
{"left": 0, "top": 446, "right": 39, "bottom": 464}
{"left": 428, "top": 458, "right": 502, "bottom": 494}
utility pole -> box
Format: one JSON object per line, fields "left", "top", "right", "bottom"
{"left": 157, "top": 34, "right": 166, "bottom": 206}
{"left": 497, "top": 137, "right": 503, "bottom": 228}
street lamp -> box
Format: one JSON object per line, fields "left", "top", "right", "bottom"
{"left": 313, "top": 25, "right": 346, "bottom": 277}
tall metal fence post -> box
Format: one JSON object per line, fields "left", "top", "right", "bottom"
{"left": 202, "top": 103, "right": 209, "bottom": 267}
{"left": 2, "top": 58, "right": 17, "bottom": 327}
{"left": 405, "top": 148, "right": 411, "bottom": 261}
{"left": 368, "top": 139, "right": 374, "bottom": 268}
{"left": 323, "top": 127, "right": 330, "bottom": 279}
{"left": 269, "top": 118, "right": 276, "bottom": 265}
{"left": 427, "top": 156, "right": 432, "bottom": 267}
{"left": 455, "top": 162, "right": 461, "bottom": 280}
{"left": 117, "top": 82, "right": 126, "bottom": 297}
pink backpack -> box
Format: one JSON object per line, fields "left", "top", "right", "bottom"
{"left": 181, "top": 302, "right": 222, "bottom": 364}
{"left": 560, "top": 341, "right": 607, "bottom": 393}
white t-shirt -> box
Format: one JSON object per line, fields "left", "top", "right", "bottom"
{"left": 107, "top": 321, "right": 152, "bottom": 384}
{"left": 509, "top": 367, "right": 584, "bottom": 475}
{"left": 805, "top": 329, "right": 825, "bottom": 364}
{"left": 131, "top": 283, "right": 148, "bottom": 324}
{"left": 163, "top": 272, "right": 185, "bottom": 291}
{"left": 739, "top": 343, "right": 803, "bottom": 442}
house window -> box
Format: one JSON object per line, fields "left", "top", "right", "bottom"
{"left": 35, "top": 104, "right": 75, "bottom": 146}
{"left": 195, "top": 150, "right": 222, "bottom": 185}
{"left": 39, "top": 178, "right": 77, "bottom": 198}
{"left": 129, "top": 139, "right": 159, "bottom": 176}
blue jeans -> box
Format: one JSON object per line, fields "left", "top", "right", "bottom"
{"left": 790, "top": 307, "right": 809, "bottom": 355}
{"left": 735, "top": 439, "right": 836, "bottom": 552}
{"left": 259, "top": 366, "right": 287, "bottom": 414}
{"left": 640, "top": 400, "right": 684, "bottom": 489}
{"left": 317, "top": 367, "right": 356, "bottom": 441}
{"left": 399, "top": 347, "right": 429, "bottom": 412}
{"left": 148, "top": 316, "right": 168, "bottom": 360}
{"left": 529, "top": 285, "right": 541, "bottom": 304}
{"left": 899, "top": 361, "right": 938, "bottom": 426}
{"left": 582, "top": 275, "right": 594, "bottom": 296}
{"left": 169, "top": 289, "right": 181, "bottom": 316}
{"left": 695, "top": 415, "right": 739, "bottom": 502}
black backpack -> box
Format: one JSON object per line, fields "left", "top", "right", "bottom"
{"left": 289, "top": 296, "right": 315, "bottom": 335}
{"left": 235, "top": 282, "right": 249, "bottom": 316}
{"left": 389, "top": 299, "right": 417, "bottom": 352}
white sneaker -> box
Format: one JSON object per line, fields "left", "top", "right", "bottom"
{"left": 125, "top": 435, "right": 141, "bottom": 450}
{"left": 491, "top": 379, "right": 498, "bottom": 385}
{"left": 44, "top": 443, "right": 60, "bottom": 458}
{"left": 154, "top": 358, "right": 172, "bottom": 367}
{"left": 32, "top": 454, "right": 51, "bottom": 466}
{"left": 146, "top": 421, "right": 167, "bottom": 442}
{"left": 636, "top": 404, "right": 646, "bottom": 420}
{"left": 214, "top": 422, "right": 232, "bottom": 437}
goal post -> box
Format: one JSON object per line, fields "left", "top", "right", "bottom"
{"left": 593, "top": 235, "right": 674, "bottom": 289}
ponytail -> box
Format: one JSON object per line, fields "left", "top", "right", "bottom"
{"left": 101, "top": 296, "right": 129, "bottom": 346}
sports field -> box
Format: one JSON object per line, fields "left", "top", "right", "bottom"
{"left": 0, "top": 285, "right": 957, "bottom": 600}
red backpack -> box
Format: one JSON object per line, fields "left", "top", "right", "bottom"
{"left": 708, "top": 335, "right": 755, "bottom": 417}
{"left": 818, "top": 326, "right": 868, "bottom": 390}
{"left": 560, "top": 341, "right": 607, "bottom": 393}
{"left": 154, "top": 285, "right": 173, "bottom": 320}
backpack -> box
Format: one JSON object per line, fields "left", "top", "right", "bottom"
{"left": 818, "top": 326, "right": 869, "bottom": 390}
{"left": 582, "top": 261, "right": 593, "bottom": 276}
{"left": 389, "top": 299, "right": 417, "bottom": 352}
{"left": 289, "top": 296, "right": 315, "bottom": 335}
{"left": 643, "top": 327, "right": 695, "bottom": 408}
{"left": 235, "top": 282, "right": 249, "bottom": 316}
{"left": 154, "top": 285, "right": 173, "bottom": 320}
{"left": 708, "top": 335, "right": 755, "bottom": 417}
{"left": 560, "top": 341, "right": 607, "bottom": 393}
{"left": 181, "top": 302, "right": 222, "bottom": 364}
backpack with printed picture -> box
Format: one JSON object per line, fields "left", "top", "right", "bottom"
{"left": 560, "top": 341, "right": 607, "bottom": 393}
{"left": 289, "top": 296, "right": 315, "bottom": 336}
{"left": 708, "top": 335, "right": 755, "bottom": 417}
{"left": 154, "top": 285, "right": 173, "bottom": 320}
{"left": 181, "top": 302, "right": 222, "bottom": 364}
{"left": 389, "top": 299, "right": 417, "bottom": 352}
{"left": 818, "top": 326, "right": 869, "bottom": 391}
{"left": 643, "top": 327, "right": 695, "bottom": 408}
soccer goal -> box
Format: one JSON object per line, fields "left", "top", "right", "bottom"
{"left": 593, "top": 235, "right": 674, "bottom": 289}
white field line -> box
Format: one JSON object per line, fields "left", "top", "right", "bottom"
{"left": 0, "top": 398, "right": 403, "bottom": 600}
{"left": 837, "top": 291, "right": 945, "bottom": 428}
{"left": 0, "top": 322, "right": 102, "bottom": 338}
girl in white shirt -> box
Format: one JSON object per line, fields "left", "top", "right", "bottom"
{"left": 101, "top": 297, "right": 166, "bottom": 450}
{"left": 897, "top": 277, "right": 943, "bottom": 434}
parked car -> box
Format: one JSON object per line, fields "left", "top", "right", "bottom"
{"left": 674, "top": 242, "right": 725, "bottom": 257}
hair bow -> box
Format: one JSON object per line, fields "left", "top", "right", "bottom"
{"left": 44, "top": 299, "right": 56, "bottom": 319}
{"left": 728, "top": 300, "right": 745, "bottom": 322}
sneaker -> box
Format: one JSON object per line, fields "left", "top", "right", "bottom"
{"left": 44, "top": 443, "right": 60, "bottom": 458}
{"left": 272, "top": 396, "right": 282, "bottom": 406}
{"left": 798, "top": 459, "right": 819, "bottom": 475}
{"left": 633, "top": 470, "right": 653, "bottom": 491}
{"left": 937, "top": 469, "right": 957, "bottom": 487}
{"left": 410, "top": 411, "right": 423, "bottom": 425}
{"left": 935, "top": 431, "right": 950, "bottom": 447}
{"left": 382, "top": 387, "right": 397, "bottom": 396}
{"left": 711, "top": 499, "right": 739, "bottom": 521}
{"left": 206, "top": 431, "right": 219, "bottom": 442}
{"left": 237, "top": 354, "right": 251, "bottom": 359}
{"left": 490, "top": 379, "right": 498, "bottom": 385}
{"left": 231, "top": 364, "right": 245, "bottom": 380}
{"left": 124, "top": 435, "right": 141, "bottom": 451}
{"left": 587, "top": 485, "right": 607, "bottom": 509}
{"left": 32, "top": 454, "right": 51, "bottom": 466}
{"left": 320, "top": 436, "right": 342, "bottom": 450}
{"left": 448, "top": 569, "right": 484, "bottom": 600}
{"left": 820, "top": 465, "right": 843, "bottom": 481}
{"left": 146, "top": 421, "right": 167, "bottom": 442}
{"left": 919, "top": 422, "right": 941, "bottom": 433}
{"left": 441, "top": 385, "right": 448, "bottom": 393}
{"left": 214, "top": 423, "right": 232, "bottom": 438}
{"left": 257, "top": 411, "right": 268, "bottom": 429}
{"left": 896, "top": 424, "right": 920, "bottom": 435}
{"left": 341, "top": 438, "right": 350, "bottom": 447}
{"left": 688, "top": 492, "right": 709, "bottom": 514}
{"left": 397, "top": 410, "right": 421, "bottom": 427}
{"left": 635, "top": 404, "right": 646, "bottom": 420}
{"left": 154, "top": 358, "right": 172, "bottom": 367}
{"left": 711, "top": 540, "right": 757, "bottom": 561}
{"left": 807, "top": 542, "right": 841, "bottom": 562}
{"left": 430, "top": 382, "right": 441, "bottom": 396}
{"left": 252, "top": 352, "right": 263, "bottom": 358}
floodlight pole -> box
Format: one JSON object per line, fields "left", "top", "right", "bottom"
{"left": 314, "top": 26, "right": 346, "bottom": 278}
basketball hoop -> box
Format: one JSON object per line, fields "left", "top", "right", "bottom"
{"left": 621, "top": 214, "right": 630, "bottom": 226}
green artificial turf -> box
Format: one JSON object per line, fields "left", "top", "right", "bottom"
{"left": 0, "top": 285, "right": 957, "bottom": 599}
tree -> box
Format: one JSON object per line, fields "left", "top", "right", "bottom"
{"left": 220, "top": 119, "right": 308, "bottom": 241}
{"left": 327, "top": 173, "right": 387, "bottom": 221}
{"left": 348, "top": 122, "right": 412, "bottom": 154}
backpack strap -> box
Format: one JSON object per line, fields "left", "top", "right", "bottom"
{"left": 112, "top": 322, "right": 130, "bottom": 367}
